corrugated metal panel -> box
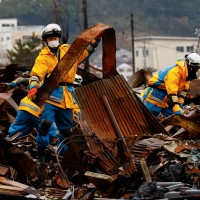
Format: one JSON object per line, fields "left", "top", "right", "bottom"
{"left": 130, "top": 138, "right": 164, "bottom": 164}
{"left": 85, "top": 135, "right": 120, "bottom": 174}
{"left": 74, "top": 75, "right": 152, "bottom": 149}
{"left": 127, "top": 69, "right": 152, "bottom": 88}
{"left": 74, "top": 75, "right": 168, "bottom": 174}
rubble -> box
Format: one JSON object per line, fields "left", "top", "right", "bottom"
{"left": 0, "top": 67, "right": 200, "bottom": 199}
{"left": 0, "top": 23, "right": 200, "bottom": 199}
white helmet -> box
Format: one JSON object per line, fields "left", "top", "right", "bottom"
{"left": 185, "top": 52, "right": 200, "bottom": 69}
{"left": 42, "top": 23, "right": 62, "bottom": 39}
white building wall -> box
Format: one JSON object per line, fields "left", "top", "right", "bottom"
{"left": 0, "top": 32, "right": 12, "bottom": 64}
{"left": 0, "top": 19, "right": 17, "bottom": 64}
{"left": 0, "top": 18, "right": 44, "bottom": 66}
{"left": 134, "top": 36, "right": 198, "bottom": 72}
{"left": 0, "top": 18, "right": 17, "bottom": 31}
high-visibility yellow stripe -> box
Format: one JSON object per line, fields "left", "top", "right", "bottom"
{"left": 19, "top": 102, "right": 40, "bottom": 113}
{"left": 18, "top": 97, "right": 41, "bottom": 117}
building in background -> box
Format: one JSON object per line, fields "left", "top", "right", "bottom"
{"left": 0, "top": 18, "right": 44, "bottom": 66}
{"left": 0, "top": 19, "right": 198, "bottom": 75}
{"left": 117, "top": 63, "right": 132, "bottom": 80}
{"left": 134, "top": 36, "right": 198, "bottom": 71}
{"left": 91, "top": 36, "right": 199, "bottom": 78}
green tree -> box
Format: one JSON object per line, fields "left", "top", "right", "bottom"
{"left": 7, "top": 33, "right": 42, "bottom": 67}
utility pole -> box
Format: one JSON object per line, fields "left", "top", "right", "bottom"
{"left": 131, "top": 13, "right": 135, "bottom": 74}
{"left": 195, "top": 28, "right": 200, "bottom": 54}
{"left": 53, "top": 0, "right": 62, "bottom": 25}
{"left": 52, "top": 0, "right": 69, "bottom": 43}
{"left": 83, "top": 0, "right": 88, "bottom": 31}
{"left": 82, "top": 0, "right": 90, "bottom": 72}
{"left": 143, "top": 40, "right": 146, "bottom": 70}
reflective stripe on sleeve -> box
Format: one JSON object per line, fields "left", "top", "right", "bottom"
{"left": 19, "top": 102, "right": 40, "bottom": 113}
{"left": 148, "top": 94, "right": 163, "bottom": 104}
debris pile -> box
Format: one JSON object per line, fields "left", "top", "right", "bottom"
{"left": 0, "top": 23, "right": 200, "bottom": 199}
{"left": 0, "top": 65, "right": 199, "bottom": 199}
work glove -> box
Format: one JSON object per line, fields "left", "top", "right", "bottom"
{"left": 87, "top": 38, "right": 101, "bottom": 53}
{"left": 27, "top": 87, "right": 38, "bottom": 100}
{"left": 177, "top": 90, "right": 187, "bottom": 107}
{"left": 172, "top": 104, "right": 184, "bottom": 115}
{"left": 167, "top": 94, "right": 184, "bottom": 115}
{"left": 16, "top": 77, "right": 29, "bottom": 87}
{"left": 178, "top": 97, "right": 184, "bottom": 107}
{"left": 90, "top": 38, "right": 101, "bottom": 48}
{"left": 9, "top": 81, "right": 17, "bottom": 88}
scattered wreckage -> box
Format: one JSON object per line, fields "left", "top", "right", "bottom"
{"left": 0, "top": 23, "right": 200, "bottom": 200}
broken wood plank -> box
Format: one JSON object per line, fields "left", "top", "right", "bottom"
{"left": 0, "top": 184, "right": 24, "bottom": 196}
{"left": 84, "top": 171, "right": 115, "bottom": 189}
{"left": 161, "top": 114, "right": 200, "bottom": 139}
{"left": 140, "top": 158, "right": 152, "bottom": 182}
{"left": 0, "top": 176, "right": 29, "bottom": 190}
{"left": 0, "top": 176, "right": 38, "bottom": 195}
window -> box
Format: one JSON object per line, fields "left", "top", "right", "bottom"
{"left": 2, "top": 24, "right": 10, "bottom": 27}
{"left": 186, "top": 46, "right": 194, "bottom": 52}
{"left": 176, "top": 46, "right": 184, "bottom": 52}
{"left": 22, "top": 35, "right": 31, "bottom": 43}
{"left": 122, "top": 55, "right": 128, "bottom": 59}
{"left": 143, "top": 49, "right": 149, "bottom": 56}
{"left": 136, "top": 50, "right": 139, "bottom": 57}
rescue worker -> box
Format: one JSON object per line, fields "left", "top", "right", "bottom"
{"left": 27, "top": 23, "right": 100, "bottom": 163}
{"left": 141, "top": 52, "right": 200, "bottom": 117}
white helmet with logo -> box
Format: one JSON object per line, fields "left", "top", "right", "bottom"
{"left": 42, "top": 23, "right": 62, "bottom": 40}
{"left": 185, "top": 52, "right": 200, "bottom": 70}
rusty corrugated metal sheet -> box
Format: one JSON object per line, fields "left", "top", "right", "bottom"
{"left": 127, "top": 69, "right": 152, "bottom": 88}
{"left": 103, "top": 68, "right": 119, "bottom": 79}
{"left": 85, "top": 135, "right": 120, "bottom": 174}
{"left": 75, "top": 75, "right": 155, "bottom": 150}
{"left": 75, "top": 75, "right": 155, "bottom": 174}
{"left": 130, "top": 138, "right": 164, "bottom": 164}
